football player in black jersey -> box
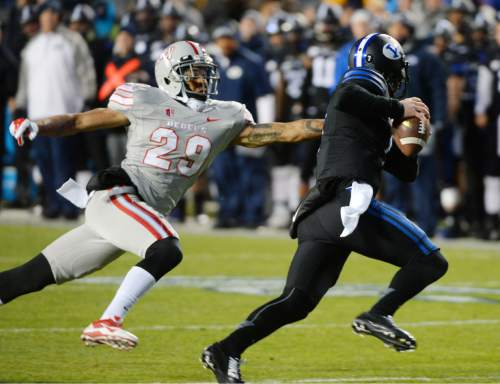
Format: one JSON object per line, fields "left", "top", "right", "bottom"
{"left": 201, "top": 34, "right": 448, "bottom": 384}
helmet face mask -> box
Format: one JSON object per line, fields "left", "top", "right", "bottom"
{"left": 348, "top": 33, "right": 409, "bottom": 97}
{"left": 155, "top": 41, "right": 219, "bottom": 103}
{"left": 176, "top": 62, "right": 219, "bottom": 100}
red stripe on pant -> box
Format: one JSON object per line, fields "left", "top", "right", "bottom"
{"left": 122, "top": 194, "right": 174, "bottom": 238}
{"left": 110, "top": 195, "right": 163, "bottom": 240}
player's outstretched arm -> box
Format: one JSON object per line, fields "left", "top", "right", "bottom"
{"left": 37, "top": 108, "right": 129, "bottom": 136}
{"left": 9, "top": 108, "right": 129, "bottom": 145}
{"left": 234, "top": 119, "right": 324, "bottom": 148}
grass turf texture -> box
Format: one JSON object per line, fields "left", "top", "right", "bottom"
{"left": 0, "top": 225, "right": 499, "bottom": 383}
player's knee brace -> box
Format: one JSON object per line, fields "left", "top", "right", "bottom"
{"left": 137, "top": 238, "right": 183, "bottom": 281}
{"left": 278, "top": 287, "right": 317, "bottom": 323}
{"left": 0, "top": 253, "right": 55, "bottom": 304}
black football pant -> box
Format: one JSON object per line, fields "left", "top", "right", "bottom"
{"left": 219, "top": 190, "right": 448, "bottom": 356}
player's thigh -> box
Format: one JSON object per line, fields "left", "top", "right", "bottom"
{"left": 85, "top": 190, "right": 179, "bottom": 258}
{"left": 346, "top": 200, "right": 439, "bottom": 266}
{"left": 42, "top": 224, "right": 124, "bottom": 284}
{"left": 285, "top": 240, "right": 350, "bottom": 304}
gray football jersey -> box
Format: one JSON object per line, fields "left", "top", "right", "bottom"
{"left": 108, "top": 83, "right": 251, "bottom": 214}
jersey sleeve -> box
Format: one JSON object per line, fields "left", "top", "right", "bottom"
{"left": 332, "top": 82, "right": 404, "bottom": 122}
{"left": 107, "top": 83, "right": 136, "bottom": 119}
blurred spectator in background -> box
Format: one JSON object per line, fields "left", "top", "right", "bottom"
{"left": 149, "top": 1, "right": 202, "bottom": 63}
{"left": 155, "top": 2, "right": 185, "bottom": 52}
{"left": 451, "top": 17, "right": 490, "bottom": 238}
{"left": 364, "top": 0, "right": 390, "bottom": 28}
{"left": 101, "top": 26, "right": 150, "bottom": 166}
{"left": 14, "top": 0, "right": 96, "bottom": 219}
{"left": 69, "top": 3, "right": 112, "bottom": 173}
{"left": 265, "top": 12, "right": 309, "bottom": 228}
{"left": 413, "top": 0, "right": 446, "bottom": 40}
{"left": 0, "top": 0, "right": 498, "bottom": 238}
{"left": 3, "top": 4, "right": 38, "bottom": 208}
{"left": 383, "top": 15, "right": 447, "bottom": 236}
{"left": 93, "top": 0, "right": 116, "bottom": 40}
{"left": 4, "top": 1, "right": 38, "bottom": 57}
{"left": 209, "top": 22, "right": 275, "bottom": 228}
{"left": 301, "top": 3, "right": 345, "bottom": 197}
{"left": 334, "top": 9, "right": 374, "bottom": 88}
{"left": 429, "top": 19, "right": 465, "bottom": 236}
{"left": 238, "top": 10, "right": 267, "bottom": 58}
{"left": 170, "top": 0, "right": 205, "bottom": 28}
{"left": 430, "top": 5, "right": 485, "bottom": 238}
{"left": 475, "top": 19, "right": 500, "bottom": 240}
{"left": 0, "top": 21, "right": 18, "bottom": 205}
{"left": 124, "top": 0, "right": 160, "bottom": 61}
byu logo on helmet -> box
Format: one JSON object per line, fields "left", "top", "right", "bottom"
{"left": 382, "top": 42, "right": 402, "bottom": 60}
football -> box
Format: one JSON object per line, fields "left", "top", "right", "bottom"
{"left": 394, "top": 117, "right": 430, "bottom": 157}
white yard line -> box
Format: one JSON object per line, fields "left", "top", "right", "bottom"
{"left": 18, "top": 376, "right": 499, "bottom": 384}
{"left": 0, "top": 319, "right": 498, "bottom": 334}
{"left": 284, "top": 377, "right": 500, "bottom": 383}
{"left": 69, "top": 276, "right": 500, "bottom": 304}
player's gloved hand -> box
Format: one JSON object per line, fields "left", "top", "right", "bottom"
{"left": 9, "top": 118, "right": 39, "bottom": 146}
{"left": 400, "top": 97, "right": 430, "bottom": 121}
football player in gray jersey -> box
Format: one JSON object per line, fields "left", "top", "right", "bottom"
{"left": 3, "top": 41, "right": 323, "bottom": 350}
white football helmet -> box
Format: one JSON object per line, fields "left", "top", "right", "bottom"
{"left": 155, "top": 40, "right": 219, "bottom": 103}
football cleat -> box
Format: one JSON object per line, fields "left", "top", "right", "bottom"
{"left": 81, "top": 317, "right": 138, "bottom": 351}
{"left": 352, "top": 311, "right": 417, "bottom": 352}
{"left": 201, "top": 342, "right": 244, "bottom": 383}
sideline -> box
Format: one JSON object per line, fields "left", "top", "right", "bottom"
{"left": 1, "top": 208, "right": 499, "bottom": 251}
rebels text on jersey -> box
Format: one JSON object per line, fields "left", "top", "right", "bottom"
{"left": 108, "top": 83, "right": 252, "bottom": 214}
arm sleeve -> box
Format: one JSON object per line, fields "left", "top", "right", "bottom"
{"left": 333, "top": 82, "right": 404, "bottom": 121}
{"left": 383, "top": 139, "right": 419, "bottom": 182}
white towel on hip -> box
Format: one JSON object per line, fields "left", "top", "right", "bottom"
{"left": 340, "top": 181, "right": 374, "bottom": 237}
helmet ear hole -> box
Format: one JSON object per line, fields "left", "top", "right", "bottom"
{"left": 164, "top": 77, "right": 171, "bottom": 85}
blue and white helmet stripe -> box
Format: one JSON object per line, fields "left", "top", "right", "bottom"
{"left": 353, "top": 32, "right": 379, "bottom": 67}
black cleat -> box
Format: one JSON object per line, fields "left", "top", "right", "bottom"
{"left": 201, "top": 342, "right": 244, "bottom": 383}
{"left": 352, "top": 311, "right": 417, "bottom": 352}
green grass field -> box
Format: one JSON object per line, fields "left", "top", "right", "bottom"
{"left": 0, "top": 224, "right": 499, "bottom": 383}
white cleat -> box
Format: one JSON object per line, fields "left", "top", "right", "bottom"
{"left": 81, "top": 318, "right": 138, "bottom": 351}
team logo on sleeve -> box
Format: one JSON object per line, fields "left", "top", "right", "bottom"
{"left": 382, "top": 43, "right": 402, "bottom": 60}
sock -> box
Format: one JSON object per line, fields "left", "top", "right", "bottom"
{"left": 100, "top": 266, "right": 156, "bottom": 322}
